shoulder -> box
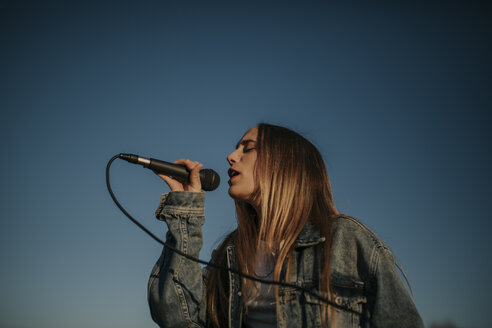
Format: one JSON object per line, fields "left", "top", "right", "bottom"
{"left": 330, "top": 216, "right": 395, "bottom": 279}
{"left": 331, "top": 216, "right": 389, "bottom": 251}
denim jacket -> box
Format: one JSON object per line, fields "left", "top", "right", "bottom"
{"left": 148, "top": 192, "right": 424, "bottom": 328}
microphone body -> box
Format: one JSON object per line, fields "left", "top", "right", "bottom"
{"left": 119, "top": 153, "right": 220, "bottom": 191}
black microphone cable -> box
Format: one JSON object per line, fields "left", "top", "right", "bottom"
{"left": 106, "top": 153, "right": 366, "bottom": 318}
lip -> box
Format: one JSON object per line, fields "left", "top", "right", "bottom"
{"left": 228, "top": 168, "right": 240, "bottom": 184}
{"left": 228, "top": 168, "right": 240, "bottom": 178}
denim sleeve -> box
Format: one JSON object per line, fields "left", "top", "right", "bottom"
{"left": 147, "top": 191, "right": 207, "bottom": 328}
{"left": 370, "top": 246, "right": 424, "bottom": 328}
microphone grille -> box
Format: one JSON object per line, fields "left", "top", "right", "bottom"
{"left": 200, "top": 169, "right": 221, "bottom": 191}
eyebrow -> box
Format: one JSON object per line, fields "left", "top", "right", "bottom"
{"left": 235, "top": 139, "right": 257, "bottom": 149}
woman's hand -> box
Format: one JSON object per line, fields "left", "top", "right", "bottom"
{"left": 155, "top": 159, "right": 203, "bottom": 193}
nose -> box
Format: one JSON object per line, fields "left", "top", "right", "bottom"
{"left": 227, "top": 149, "right": 240, "bottom": 165}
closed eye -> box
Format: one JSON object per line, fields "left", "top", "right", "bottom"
{"left": 235, "top": 139, "right": 257, "bottom": 150}
{"left": 243, "top": 147, "right": 256, "bottom": 153}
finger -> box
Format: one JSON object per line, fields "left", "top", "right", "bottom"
{"left": 170, "top": 159, "right": 203, "bottom": 192}
{"left": 174, "top": 159, "right": 200, "bottom": 172}
{"left": 174, "top": 159, "right": 202, "bottom": 179}
{"left": 188, "top": 162, "right": 203, "bottom": 189}
{"left": 156, "top": 172, "right": 184, "bottom": 191}
{"left": 173, "top": 158, "right": 189, "bottom": 166}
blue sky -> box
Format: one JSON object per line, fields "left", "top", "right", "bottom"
{"left": 0, "top": 1, "right": 490, "bottom": 327}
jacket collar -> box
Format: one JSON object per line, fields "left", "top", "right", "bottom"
{"left": 293, "top": 220, "right": 326, "bottom": 248}
{"left": 225, "top": 221, "right": 326, "bottom": 249}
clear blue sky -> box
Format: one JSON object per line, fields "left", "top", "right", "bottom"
{"left": 1, "top": 1, "right": 490, "bottom": 327}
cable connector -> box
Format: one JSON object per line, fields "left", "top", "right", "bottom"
{"left": 119, "top": 153, "right": 140, "bottom": 164}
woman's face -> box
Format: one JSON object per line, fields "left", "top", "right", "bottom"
{"left": 227, "top": 127, "right": 258, "bottom": 205}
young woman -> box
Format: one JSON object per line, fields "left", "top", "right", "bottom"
{"left": 147, "top": 123, "right": 423, "bottom": 327}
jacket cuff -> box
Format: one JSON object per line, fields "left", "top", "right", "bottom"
{"left": 155, "top": 191, "right": 205, "bottom": 220}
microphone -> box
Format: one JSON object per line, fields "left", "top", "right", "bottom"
{"left": 119, "top": 153, "right": 220, "bottom": 191}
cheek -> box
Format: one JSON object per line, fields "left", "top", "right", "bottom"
{"left": 246, "top": 175, "right": 256, "bottom": 190}
{"left": 249, "top": 156, "right": 258, "bottom": 186}
{"left": 246, "top": 155, "right": 257, "bottom": 174}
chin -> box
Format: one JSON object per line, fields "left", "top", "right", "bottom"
{"left": 228, "top": 188, "right": 257, "bottom": 208}
{"left": 228, "top": 188, "right": 241, "bottom": 201}
{"left": 228, "top": 187, "right": 246, "bottom": 202}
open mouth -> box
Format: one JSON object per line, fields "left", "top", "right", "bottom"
{"left": 228, "top": 168, "right": 239, "bottom": 178}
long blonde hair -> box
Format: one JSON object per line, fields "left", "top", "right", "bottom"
{"left": 207, "top": 123, "right": 339, "bottom": 326}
